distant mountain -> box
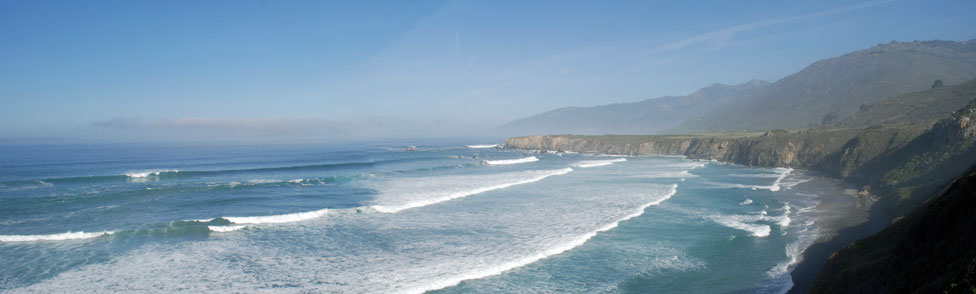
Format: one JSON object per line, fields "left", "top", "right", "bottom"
{"left": 672, "top": 40, "right": 976, "bottom": 133}
{"left": 497, "top": 79, "right": 768, "bottom": 136}
{"left": 837, "top": 78, "right": 976, "bottom": 127}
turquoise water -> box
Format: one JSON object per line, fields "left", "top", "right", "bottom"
{"left": 0, "top": 143, "right": 821, "bottom": 293}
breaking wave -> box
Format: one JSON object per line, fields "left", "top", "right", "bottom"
{"left": 222, "top": 208, "right": 330, "bottom": 224}
{"left": 402, "top": 183, "right": 679, "bottom": 293}
{"left": 126, "top": 170, "right": 179, "bottom": 178}
{"left": 208, "top": 225, "right": 247, "bottom": 233}
{"left": 0, "top": 231, "right": 114, "bottom": 242}
{"left": 484, "top": 157, "right": 538, "bottom": 165}
{"left": 370, "top": 168, "right": 574, "bottom": 213}
{"left": 572, "top": 158, "right": 627, "bottom": 168}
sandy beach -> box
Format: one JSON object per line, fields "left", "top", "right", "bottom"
{"left": 785, "top": 174, "right": 889, "bottom": 293}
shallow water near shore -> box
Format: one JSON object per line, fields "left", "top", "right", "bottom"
{"left": 0, "top": 143, "right": 857, "bottom": 293}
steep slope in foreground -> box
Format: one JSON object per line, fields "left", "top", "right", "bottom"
{"left": 809, "top": 165, "right": 976, "bottom": 294}
{"left": 497, "top": 79, "right": 767, "bottom": 136}
{"left": 672, "top": 40, "right": 976, "bottom": 133}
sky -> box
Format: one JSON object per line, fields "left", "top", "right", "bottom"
{"left": 1, "top": 0, "right": 974, "bottom": 143}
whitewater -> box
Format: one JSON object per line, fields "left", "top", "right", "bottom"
{"left": 0, "top": 142, "right": 832, "bottom": 293}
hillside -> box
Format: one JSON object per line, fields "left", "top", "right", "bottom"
{"left": 810, "top": 164, "right": 976, "bottom": 294}
{"left": 837, "top": 78, "right": 976, "bottom": 127}
{"left": 497, "top": 79, "right": 768, "bottom": 136}
{"left": 507, "top": 103, "right": 976, "bottom": 215}
{"left": 672, "top": 40, "right": 976, "bottom": 133}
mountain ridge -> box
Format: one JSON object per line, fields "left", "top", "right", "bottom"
{"left": 672, "top": 40, "right": 976, "bottom": 133}
{"left": 497, "top": 79, "right": 768, "bottom": 136}
{"left": 501, "top": 39, "right": 976, "bottom": 135}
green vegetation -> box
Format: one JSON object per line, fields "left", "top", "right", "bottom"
{"left": 811, "top": 163, "right": 976, "bottom": 293}
{"left": 507, "top": 76, "right": 976, "bottom": 293}
{"left": 839, "top": 79, "right": 976, "bottom": 128}
{"left": 673, "top": 40, "right": 976, "bottom": 133}
{"left": 503, "top": 40, "right": 976, "bottom": 137}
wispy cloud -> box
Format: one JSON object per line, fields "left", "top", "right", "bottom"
{"left": 453, "top": 30, "right": 461, "bottom": 54}
{"left": 645, "top": 0, "right": 895, "bottom": 55}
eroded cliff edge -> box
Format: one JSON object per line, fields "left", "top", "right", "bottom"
{"left": 505, "top": 125, "right": 927, "bottom": 186}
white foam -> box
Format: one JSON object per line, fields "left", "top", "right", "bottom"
{"left": 287, "top": 179, "right": 304, "bottom": 184}
{"left": 245, "top": 179, "right": 287, "bottom": 185}
{"left": 778, "top": 176, "right": 810, "bottom": 191}
{"left": 640, "top": 170, "right": 697, "bottom": 179}
{"left": 762, "top": 202, "right": 822, "bottom": 294}
{"left": 223, "top": 208, "right": 329, "bottom": 224}
{"left": 572, "top": 158, "right": 627, "bottom": 168}
{"left": 371, "top": 168, "right": 573, "bottom": 213}
{"left": 770, "top": 168, "right": 792, "bottom": 191}
{"left": 709, "top": 182, "right": 781, "bottom": 192}
{"left": 12, "top": 177, "right": 682, "bottom": 293}
{"left": 729, "top": 174, "right": 783, "bottom": 178}
{"left": 0, "top": 231, "right": 113, "bottom": 242}
{"left": 484, "top": 156, "right": 538, "bottom": 165}
{"left": 659, "top": 161, "right": 707, "bottom": 169}
{"left": 713, "top": 168, "right": 794, "bottom": 191}
{"left": 711, "top": 202, "right": 794, "bottom": 238}
{"left": 710, "top": 215, "right": 772, "bottom": 237}
{"left": 466, "top": 144, "right": 499, "bottom": 149}
{"left": 208, "top": 225, "right": 247, "bottom": 232}
{"left": 398, "top": 183, "right": 679, "bottom": 294}
{"left": 125, "top": 170, "right": 177, "bottom": 178}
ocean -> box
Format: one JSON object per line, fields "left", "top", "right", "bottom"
{"left": 0, "top": 142, "right": 828, "bottom": 293}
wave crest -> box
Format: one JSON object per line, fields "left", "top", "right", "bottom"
{"left": 572, "top": 158, "right": 627, "bottom": 168}
{"left": 484, "top": 157, "right": 538, "bottom": 165}
{"left": 223, "top": 208, "right": 329, "bottom": 224}
{"left": 371, "top": 168, "right": 573, "bottom": 213}
{"left": 0, "top": 231, "right": 114, "bottom": 242}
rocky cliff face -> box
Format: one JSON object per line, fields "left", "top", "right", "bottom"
{"left": 508, "top": 101, "right": 976, "bottom": 293}
{"left": 505, "top": 125, "right": 928, "bottom": 181}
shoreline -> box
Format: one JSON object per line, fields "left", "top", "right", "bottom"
{"left": 505, "top": 145, "right": 896, "bottom": 293}
{"left": 531, "top": 149, "right": 889, "bottom": 293}
{"left": 785, "top": 183, "right": 890, "bottom": 294}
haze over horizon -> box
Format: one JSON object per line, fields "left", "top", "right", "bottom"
{"left": 2, "top": 0, "right": 974, "bottom": 143}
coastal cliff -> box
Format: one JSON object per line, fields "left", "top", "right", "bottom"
{"left": 505, "top": 124, "right": 928, "bottom": 182}
{"left": 506, "top": 101, "right": 976, "bottom": 293}
{"left": 810, "top": 164, "right": 976, "bottom": 294}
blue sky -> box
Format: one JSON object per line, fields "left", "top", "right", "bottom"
{"left": 1, "top": 0, "right": 974, "bottom": 143}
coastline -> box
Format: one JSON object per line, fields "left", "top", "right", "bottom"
{"left": 508, "top": 142, "right": 888, "bottom": 293}
{"left": 781, "top": 174, "right": 885, "bottom": 293}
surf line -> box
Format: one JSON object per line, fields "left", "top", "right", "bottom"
{"left": 371, "top": 168, "right": 574, "bottom": 213}
{"left": 399, "top": 183, "right": 679, "bottom": 294}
